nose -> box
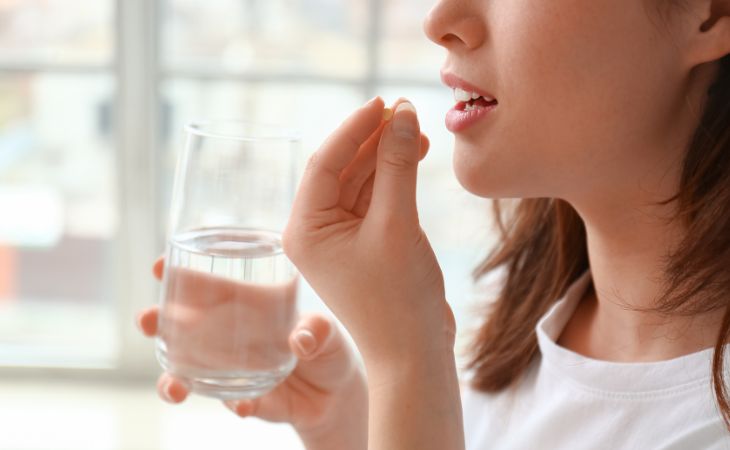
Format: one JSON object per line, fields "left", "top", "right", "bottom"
{"left": 423, "top": 0, "right": 486, "bottom": 51}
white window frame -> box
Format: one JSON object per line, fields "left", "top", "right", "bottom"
{"left": 0, "top": 0, "right": 159, "bottom": 380}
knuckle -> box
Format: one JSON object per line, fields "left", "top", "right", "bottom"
{"left": 281, "top": 228, "right": 299, "bottom": 258}
{"left": 304, "top": 153, "right": 319, "bottom": 174}
{"left": 393, "top": 128, "right": 419, "bottom": 141}
{"left": 381, "top": 151, "right": 416, "bottom": 173}
{"left": 248, "top": 400, "right": 260, "bottom": 417}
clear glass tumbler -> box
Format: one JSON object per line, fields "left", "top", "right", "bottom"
{"left": 156, "top": 120, "right": 301, "bottom": 400}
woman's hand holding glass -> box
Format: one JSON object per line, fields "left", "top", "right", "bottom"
{"left": 136, "top": 258, "right": 368, "bottom": 450}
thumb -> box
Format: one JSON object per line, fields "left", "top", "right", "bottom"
{"left": 370, "top": 100, "right": 421, "bottom": 220}
{"left": 287, "top": 314, "right": 358, "bottom": 391}
{"left": 289, "top": 314, "right": 347, "bottom": 364}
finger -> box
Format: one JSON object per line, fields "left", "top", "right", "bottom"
{"left": 286, "top": 314, "right": 356, "bottom": 391}
{"left": 224, "top": 393, "right": 291, "bottom": 423}
{"left": 225, "top": 398, "right": 261, "bottom": 418}
{"left": 419, "top": 133, "right": 430, "bottom": 160}
{"left": 338, "top": 121, "right": 386, "bottom": 211}
{"left": 224, "top": 315, "right": 355, "bottom": 422}
{"left": 370, "top": 100, "right": 421, "bottom": 221}
{"left": 136, "top": 306, "right": 159, "bottom": 337}
{"left": 340, "top": 130, "right": 429, "bottom": 211}
{"left": 349, "top": 130, "right": 428, "bottom": 218}
{"left": 157, "top": 373, "right": 190, "bottom": 403}
{"left": 338, "top": 98, "right": 407, "bottom": 211}
{"left": 288, "top": 314, "right": 337, "bottom": 361}
{"left": 294, "top": 96, "right": 385, "bottom": 214}
{"left": 153, "top": 256, "right": 164, "bottom": 281}
{"left": 352, "top": 173, "right": 375, "bottom": 218}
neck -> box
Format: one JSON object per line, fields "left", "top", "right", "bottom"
{"left": 558, "top": 197, "right": 723, "bottom": 361}
{"left": 557, "top": 62, "right": 726, "bottom": 362}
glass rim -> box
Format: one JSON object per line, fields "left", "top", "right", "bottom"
{"left": 185, "top": 119, "right": 302, "bottom": 143}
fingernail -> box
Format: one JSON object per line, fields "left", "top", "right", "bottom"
{"left": 239, "top": 401, "right": 252, "bottom": 416}
{"left": 366, "top": 96, "right": 380, "bottom": 106}
{"left": 392, "top": 101, "right": 418, "bottom": 139}
{"left": 294, "top": 329, "right": 317, "bottom": 356}
{"left": 382, "top": 108, "right": 394, "bottom": 121}
{"left": 162, "top": 380, "right": 173, "bottom": 402}
{"left": 396, "top": 101, "right": 416, "bottom": 114}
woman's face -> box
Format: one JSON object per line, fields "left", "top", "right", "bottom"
{"left": 423, "top": 0, "right": 701, "bottom": 203}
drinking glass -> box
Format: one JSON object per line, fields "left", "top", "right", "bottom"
{"left": 156, "top": 120, "right": 301, "bottom": 400}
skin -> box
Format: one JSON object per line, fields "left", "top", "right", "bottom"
{"left": 424, "top": 0, "right": 730, "bottom": 367}
{"left": 157, "top": 266, "right": 298, "bottom": 370}
{"left": 139, "top": 1, "right": 730, "bottom": 449}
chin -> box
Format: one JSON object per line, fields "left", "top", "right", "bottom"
{"left": 453, "top": 156, "right": 501, "bottom": 198}
{"left": 452, "top": 141, "right": 501, "bottom": 198}
{"left": 451, "top": 141, "right": 536, "bottom": 199}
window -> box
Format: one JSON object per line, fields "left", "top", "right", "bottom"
{"left": 0, "top": 0, "right": 118, "bottom": 367}
{"left": 0, "top": 0, "right": 492, "bottom": 381}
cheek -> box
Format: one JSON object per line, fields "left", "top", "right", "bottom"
{"left": 449, "top": 3, "right": 601, "bottom": 198}
{"left": 458, "top": 0, "right": 679, "bottom": 198}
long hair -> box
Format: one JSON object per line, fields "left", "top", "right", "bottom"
{"left": 467, "top": 53, "right": 730, "bottom": 425}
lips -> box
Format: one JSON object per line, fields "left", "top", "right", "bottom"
{"left": 441, "top": 71, "right": 499, "bottom": 132}
{"left": 441, "top": 72, "right": 497, "bottom": 103}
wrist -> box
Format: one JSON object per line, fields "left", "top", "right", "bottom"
{"left": 357, "top": 319, "right": 456, "bottom": 371}
{"left": 363, "top": 340, "right": 457, "bottom": 388}
{"left": 364, "top": 344, "right": 465, "bottom": 450}
{"left": 353, "top": 295, "right": 456, "bottom": 364}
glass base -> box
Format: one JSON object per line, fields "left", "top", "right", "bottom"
{"left": 189, "top": 370, "right": 291, "bottom": 400}
{"left": 156, "top": 346, "right": 297, "bottom": 400}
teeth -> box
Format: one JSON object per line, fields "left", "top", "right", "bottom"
{"left": 453, "top": 87, "right": 496, "bottom": 103}
{"left": 454, "top": 87, "right": 471, "bottom": 102}
{"left": 465, "top": 103, "right": 475, "bottom": 112}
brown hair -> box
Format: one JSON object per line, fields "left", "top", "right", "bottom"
{"left": 466, "top": 50, "right": 730, "bottom": 426}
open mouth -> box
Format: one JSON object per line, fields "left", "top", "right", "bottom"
{"left": 453, "top": 87, "right": 498, "bottom": 112}
{"left": 457, "top": 97, "right": 499, "bottom": 112}
{"left": 442, "top": 72, "right": 500, "bottom": 132}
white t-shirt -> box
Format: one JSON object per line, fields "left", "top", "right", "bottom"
{"left": 461, "top": 269, "right": 730, "bottom": 449}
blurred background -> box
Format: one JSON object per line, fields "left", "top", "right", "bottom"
{"left": 0, "top": 0, "right": 496, "bottom": 448}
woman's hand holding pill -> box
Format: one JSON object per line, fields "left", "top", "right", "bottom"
{"left": 283, "top": 97, "right": 464, "bottom": 449}
{"left": 282, "top": 97, "right": 455, "bottom": 367}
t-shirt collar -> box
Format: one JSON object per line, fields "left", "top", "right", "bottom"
{"left": 535, "top": 268, "right": 714, "bottom": 394}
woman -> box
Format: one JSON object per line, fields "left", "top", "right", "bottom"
{"left": 138, "top": 0, "right": 730, "bottom": 448}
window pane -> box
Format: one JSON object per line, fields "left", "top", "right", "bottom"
{"left": 0, "top": 73, "right": 118, "bottom": 366}
{"left": 0, "top": 0, "right": 114, "bottom": 65}
{"left": 379, "top": 0, "right": 443, "bottom": 81}
{"left": 161, "top": 0, "right": 369, "bottom": 77}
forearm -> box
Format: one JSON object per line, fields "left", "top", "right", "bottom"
{"left": 364, "top": 346, "right": 464, "bottom": 450}
{"left": 298, "top": 370, "right": 369, "bottom": 450}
